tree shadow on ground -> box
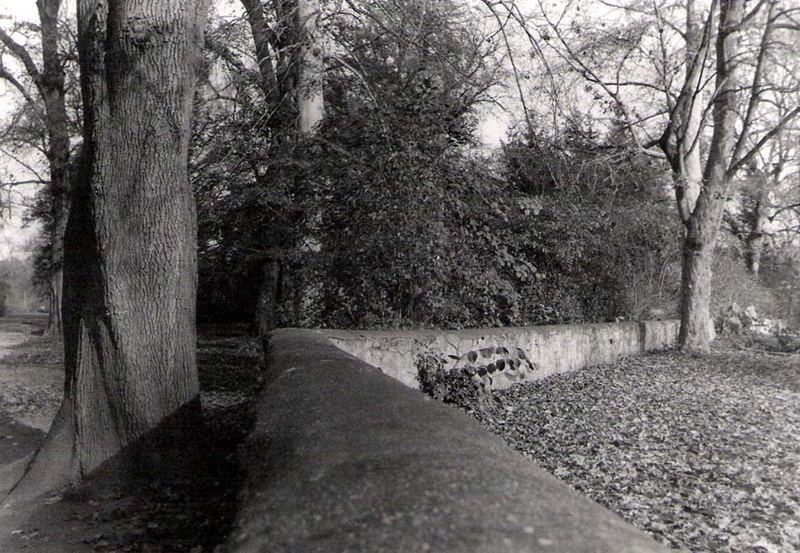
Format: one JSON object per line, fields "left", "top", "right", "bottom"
{"left": 0, "top": 330, "right": 261, "bottom": 553}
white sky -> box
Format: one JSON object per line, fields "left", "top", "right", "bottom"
{"left": 0, "top": 1, "right": 38, "bottom": 21}
{"left": 0, "top": 1, "right": 53, "bottom": 258}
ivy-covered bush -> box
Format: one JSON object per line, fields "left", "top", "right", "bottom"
{"left": 416, "top": 353, "right": 493, "bottom": 411}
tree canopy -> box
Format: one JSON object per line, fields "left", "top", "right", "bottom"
{"left": 2, "top": 0, "right": 797, "bottom": 340}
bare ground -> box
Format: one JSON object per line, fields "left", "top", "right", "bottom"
{"left": 0, "top": 317, "right": 262, "bottom": 552}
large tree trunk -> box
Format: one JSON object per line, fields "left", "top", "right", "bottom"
{"left": 37, "top": 0, "right": 71, "bottom": 337}
{"left": 678, "top": 223, "right": 717, "bottom": 350}
{"left": 677, "top": 0, "right": 743, "bottom": 353}
{"left": 6, "top": 0, "right": 208, "bottom": 504}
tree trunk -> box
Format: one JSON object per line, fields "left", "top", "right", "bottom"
{"left": 37, "top": 0, "right": 71, "bottom": 337}
{"left": 45, "top": 268, "right": 62, "bottom": 333}
{"left": 6, "top": 0, "right": 208, "bottom": 504}
{"left": 295, "top": 0, "right": 324, "bottom": 133}
{"left": 44, "top": 181, "right": 70, "bottom": 335}
{"left": 253, "top": 259, "right": 281, "bottom": 335}
{"left": 678, "top": 226, "right": 716, "bottom": 350}
{"left": 745, "top": 185, "right": 770, "bottom": 275}
{"left": 240, "top": 0, "right": 279, "bottom": 102}
{"left": 674, "top": 0, "right": 705, "bottom": 222}
{"left": 676, "top": 0, "right": 743, "bottom": 352}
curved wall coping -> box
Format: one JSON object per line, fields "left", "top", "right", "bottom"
{"left": 230, "top": 329, "right": 667, "bottom": 552}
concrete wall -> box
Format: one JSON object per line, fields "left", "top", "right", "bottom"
{"left": 323, "top": 320, "right": 679, "bottom": 389}
{"left": 231, "top": 329, "right": 668, "bottom": 552}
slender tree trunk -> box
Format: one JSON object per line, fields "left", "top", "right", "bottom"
{"left": 675, "top": 0, "right": 704, "bottom": 221}
{"left": 44, "top": 192, "right": 70, "bottom": 336}
{"left": 37, "top": 0, "right": 71, "bottom": 337}
{"left": 240, "top": 0, "right": 279, "bottom": 102}
{"left": 6, "top": 0, "right": 208, "bottom": 504}
{"left": 280, "top": 0, "right": 323, "bottom": 326}
{"left": 295, "top": 0, "right": 324, "bottom": 133}
{"left": 45, "top": 268, "right": 62, "bottom": 332}
{"left": 253, "top": 259, "right": 281, "bottom": 334}
{"left": 745, "top": 185, "right": 770, "bottom": 275}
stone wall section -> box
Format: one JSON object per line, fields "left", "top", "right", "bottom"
{"left": 324, "top": 320, "right": 679, "bottom": 389}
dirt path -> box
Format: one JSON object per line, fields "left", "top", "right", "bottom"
{"left": 0, "top": 322, "right": 56, "bottom": 467}
{"left": 0, "top": 322, "right": 62, "bottom": 433}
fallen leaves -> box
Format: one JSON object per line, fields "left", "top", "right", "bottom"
{"left": 472, "top": 350, "right": 800, "bottom": 552}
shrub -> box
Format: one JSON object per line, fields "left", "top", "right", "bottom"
{"left": 776, "top": 329, "right": 800, "bottom": 353}
{"left": 711, "top": 249, "right": 778, "bottom": 319}
{"left": 416, "top": 352, "right": 492, "bottom": 411}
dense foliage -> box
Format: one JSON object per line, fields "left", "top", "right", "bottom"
{"left": 499, "top": 125, "right": 682, "bottom": 324}
{"left": 3, "top": 0, "right": 796, "bottom": 332}
{"left": 192, "top": 3, "right": 690, "bottom": 330}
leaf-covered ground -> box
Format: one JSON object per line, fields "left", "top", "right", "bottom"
{"left": 0, "top": 334, "right": 64, "bottom": 431}
{"left": 471, "top": 350, "right": 800, "bottom": 552}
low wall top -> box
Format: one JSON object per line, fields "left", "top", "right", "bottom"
{"left": 231, "top": 329, "right": 668, "bottom": 552}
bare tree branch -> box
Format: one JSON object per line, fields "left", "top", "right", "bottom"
{"left": 729, "top": 105, "right": 800, "bottom": 176}
{"left": 0, "top": 145, "right": 46, "bottom": 183}
{"left": 0, "top": 27, "right": 42, "bottom": 91}
{"left": 0, "top": 66, "right": 44, "bottom": 119}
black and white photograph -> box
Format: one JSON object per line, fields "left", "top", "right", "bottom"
{"left": 0, "top": 0, "right": 797, "bottom": 551}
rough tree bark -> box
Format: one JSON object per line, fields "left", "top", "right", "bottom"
{"left": 5, "top": 0, "right": 208, "bottom": 504}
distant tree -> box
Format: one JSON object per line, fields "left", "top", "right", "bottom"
{"left": 0, "top": 0, "right": 76, "bottom": 336}
{"left": 725, "top": 128, "right": 800, "bottom": 275}
{"left": 515, "top": 0, "right": 800, "bottom": 351}
{"left": 7, "top": 0, "right": 209, "bottom": 503}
